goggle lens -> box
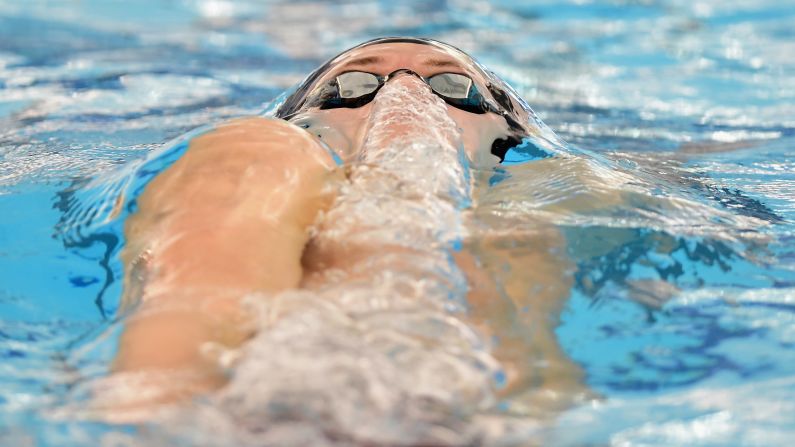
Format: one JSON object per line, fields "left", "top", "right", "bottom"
{"left": 337, "top": 72, "right": 381, "bottom": 99}
{"left": 334, "top": 71, "right": 474, "bottom": 103}
{"left": 426, "top": 73, "right": 472, "bottom": 100}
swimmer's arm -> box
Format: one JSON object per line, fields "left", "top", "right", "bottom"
{"left": 114, "top": 117, "right": 337, "bottom": 395}
{"left": 457, "top": 227, "right": 589, "bottom": 417}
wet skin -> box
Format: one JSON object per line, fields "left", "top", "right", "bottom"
{"left": 113, "top": 41, "right": 589, "bottom": 418}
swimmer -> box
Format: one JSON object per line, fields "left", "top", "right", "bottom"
{"left": 112, "top": 37, "right": 589, "bottom": 419}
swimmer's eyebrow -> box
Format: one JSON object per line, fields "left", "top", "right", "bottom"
{"left": 342, "top": 56, "right": 385, "bottom": 69}
{"left": 421, "top": 58, "right": 461, "bottom": 68}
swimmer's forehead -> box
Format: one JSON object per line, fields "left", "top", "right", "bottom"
{"left": 325, "top": 42, "right": 484, "bottom": 77}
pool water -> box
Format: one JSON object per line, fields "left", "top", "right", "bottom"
{"left": 1, "top": 0, "right": 794, "bottom": 445}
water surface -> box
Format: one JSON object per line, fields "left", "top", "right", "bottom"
{"left": 1, "top": 1, "right": 793, "bottom": 445}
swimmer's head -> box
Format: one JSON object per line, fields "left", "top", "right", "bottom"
{"left": 275, "top": 37, "right": 534, "bottom": 167}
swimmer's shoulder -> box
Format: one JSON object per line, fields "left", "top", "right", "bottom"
{"left": 193, "top": 116, "right": 340, "bottom": 168}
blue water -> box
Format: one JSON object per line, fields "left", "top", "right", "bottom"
{"left": 1, "top": 0, "right": 794, "bottom": 445}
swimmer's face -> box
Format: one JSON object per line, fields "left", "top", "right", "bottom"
{"left": 278, "top": 40, "right": 530, "bottom": 167}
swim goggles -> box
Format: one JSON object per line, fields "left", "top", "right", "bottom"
{"left": 307, "top": 68, "right": 503, "bottom": 115}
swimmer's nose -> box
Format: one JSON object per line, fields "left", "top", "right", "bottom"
{"left": 363, "top": 68, "right": 461, "bottom": 149}
{"left": 371, "top": 71, "right": 442, "bottom": 113}
{"left": 386, "top": 69, "right": 423, "bottom": 82}
{"left": 382, "top": 71, "right": 434, "bottom": 95}
{"left": 360, "top": 68, "right": 464, "bottom": 160}
{"left": 367, "top": 71, "right": 444, "bottom": 117}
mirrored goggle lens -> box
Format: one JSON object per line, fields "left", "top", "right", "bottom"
{"left": 336, "top": 72, "right": 380, "bottom": 98}
{"left": 427, "top": 73, "right": 472, "bottom": 100}
{"left": 335, "top": 71, "right": 474, "bottom": 101}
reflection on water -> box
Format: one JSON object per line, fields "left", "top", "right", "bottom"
{"left": 1, "top": 0, "right": 794, "bottom": 446}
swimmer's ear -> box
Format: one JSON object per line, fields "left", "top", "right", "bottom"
{"left": 486, "top": 84, "right": 516, "bottom": 115}
{"left": 490, "top": 135, "right": 523, "bottom": 162}
{"left": 486, "top": 83, "right": 531, "bottom": 138}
